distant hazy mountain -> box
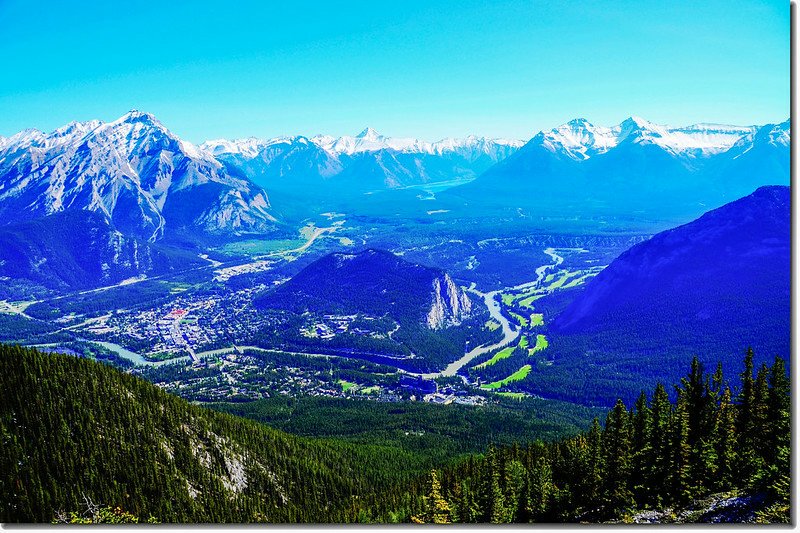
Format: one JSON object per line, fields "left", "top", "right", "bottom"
{"left": 256, "top": 249, "right": 472, "bottom": 329}
{"left": 444, "top": 117, "right": 789, "bottom": 222}
{"left": 202, "top": 128, "right": 523, "bottom": 194}
{"left": 0, "top": 210, "right": 205, "bottom": 291}
{"left": 546, "top": 185, "right": 790, "bottom": 402}
{"left": 706, "top": 120, "right": 791, "bottom": 195}
{"left": 0, "top": 111, "right": 275, "bottom": 242}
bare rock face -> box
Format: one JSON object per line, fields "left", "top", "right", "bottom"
{"left": 630, "top": 492, "right": 771, "bottom": 524}
{"left": 427, "top": 273, "right": 472, "bottom": 329}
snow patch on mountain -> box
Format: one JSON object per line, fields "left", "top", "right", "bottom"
{"left": 205, "top": 129, "right": 524, "bottom": 159}
{"left": 536, "top": 117, "right": 758, "bottom": 160}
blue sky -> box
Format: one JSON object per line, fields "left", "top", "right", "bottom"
{"left": 0, "top": 0, "right": 789, "bottom": 142}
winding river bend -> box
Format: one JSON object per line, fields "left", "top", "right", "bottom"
{"left": 416, "top": 247, "right": 566, "bottom": 378}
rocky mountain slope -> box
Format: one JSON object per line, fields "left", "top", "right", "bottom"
{"left": 0, "top": 210, "right": 206, "bottom": 291}
{"left": 0, "top": 111, "right": 275, "bottom": 242}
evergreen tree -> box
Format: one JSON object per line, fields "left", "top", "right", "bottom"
{"left": 411, "top": 470, "right": 451, "bottom": 524}
{"left": 711, "top": 387, "right": 737, "bottom": 491}
{"left": 524, "top": 456, "right": 553, "bottom": 522}
{"left": 647, "top": 383, "right": 671, "bottom": 505}
{"left": 766, "top": 357, "right": 790, "bottom": 465}
{"left": 502, "top": 459, "right": 526, "bottom": 522}
{"left": 630, "top": 392, "right": 651, "bottom": 503}
{"left": 667, "top": 390, "right": 691, "bottom": 503}
{"left": 603, "top": 399, "right": 633, "bottom": 514}
{"left": 488, "top": 465, "right": 506, "bottom": 524}
{"left": 682, "top": 357, "right": 709, "bottom": 445}
{"left": 585, "top": 418, "right": 605, "bottom": 508}
{"left": 758, "top": 357, "right": 790, "bottom": 497}
{"left": 736, "top": 347, "right": 758, "bottom": 481}
{"left": 747, "top": 363, "right": 771, "bottom": 483}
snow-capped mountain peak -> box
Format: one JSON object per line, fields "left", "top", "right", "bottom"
{"left": 356, "top": 127, "right": 382, "bottom": 140}
{"left": 621, "top": 115, "right": 652, "bottom": 128}
{"left": 538, "top": 118, "right": 617, "bottom": 160}
{"left": 207, "top": 129, "right": 524, "bottom": 159}
{"left": 118, "top": 109, "right": 160, "bottom": 124}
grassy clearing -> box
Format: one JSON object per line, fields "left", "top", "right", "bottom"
{"left": 509, "top": 312, "right": 529, "bottom": 328}
{"left": 473, "top": 345, "right": 515, "bottom": 369}
{"left": 481, "top": 364, "right": 532, "bottom": 390}
{"left": 544, "top": 271, "right": 572, "bottom": 290}
{"left": 485, "top": 320, "right": 501, "bottom": 332}
{"left": 518, "top": 294, "right": 544, "bottom": 309}
{"left": 518, "top": 335, "right": 529, "bottom": 350}
{"left": 497, "top": 392, "right": 528, "bottom": 400}
{"left": 562, "top": 272, "right": 598, "bottom": 289}
{"left": 338, "top": 380, "right": 357, "bottom": 392}
{"left": 529, "top": 313, "right": 544, "bottom": 327}
{"left": 474, "top": 334, "right": 536, "bottom": 370}
{"left": 501, "top": 293, "right": 515, "bottom": 306}
{"left": 531, "top": 334, "right": 549, "bottom": 354}
{"left": 360, "top": 385, "right": 381, "bottom": 395}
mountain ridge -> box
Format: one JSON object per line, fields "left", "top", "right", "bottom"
{"left": 535, "top": 185, "right": 790, "bottom": 404}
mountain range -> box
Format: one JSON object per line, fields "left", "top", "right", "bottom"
{"left": 1, "top": 112, "right": 789, "bottom": 236}
{"left": 201, "top": 127, "right": 523, "bottom": 196}
{"left": 444, "top": 117, "right": 790, "bottom": 222}
{"left": 0, "top": 112, "right": 789, "bottom": 293}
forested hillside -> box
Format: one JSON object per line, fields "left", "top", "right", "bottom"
{"left": 0, "top": 345, "right": 789, "bottom": 523}
{"left": 537, "top": 185, "right": 790, "bottom": 405}
{"left": 0, "top": 345, "right": 424, "bottom": 523}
